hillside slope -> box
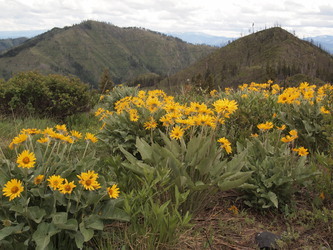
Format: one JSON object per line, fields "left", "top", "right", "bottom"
{"left": 0, "top": 37, "right": 28, "bottom": 53}
{"left": 159, "top": 27, "right": 333, "bottom": 90}
{"left": 0, "top": 20, "right": 216, "bottom": 87}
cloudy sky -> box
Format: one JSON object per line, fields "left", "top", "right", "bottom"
{"left": 0, "top": 0, "right": 333, "bottom": 38}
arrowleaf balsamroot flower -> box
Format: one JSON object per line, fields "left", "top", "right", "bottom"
{"left": 59, "top": 180, "right": 76, "bottom": 194}
{"left": 47, "top": 175, "right": 65, "bottom": 190}
{"left": 9, "top": 133, "right": 28, "bottom": 149}
{"left": 143, "top": 117, "right": 158, "bottom": 130}
{"left": 320, "top": 106, "right": 331, "bottom": 114}
{"left": 55, "top": 124, "right": 67, "bottom": 134}
{"left": 77, "top": 171, "right": 101, "bottom": 190}
{"left": 37, "top": 137, "right": 50, "bottom": 144}
{"left": 17, "top": 150, "right": 36, "bottom": 169}
{"left": 2, "top": 179, "right": 24, "bottom": 201}
{"left": 34, "top": 175, "right": 45, "bottom": 185}
{"left": 85, "top": 133, "right": 98, "bottom": 143}
{"left": 276, "top": 124, "right": 286, "bottom": 131}
{"left": 170, "top": 125, "right": 185, "bottom": 140}
{"left": 281, "top": 130, "right": 298, "bottom": 143}
{"left": 107, "top": 184, "right": 120, "bottom": 199}
{"left": 292, "top": 147, "right": 309, "bottom": 156}
{"left": 217, "top": 137, "right": 232, "bottom": 154}
{"left": 212, "top": 98, "right": 238, "bottom": 118}
{"left": 70, "top": 130, "right": 82, "bottom": 140}
{"left": 257, "top": 121, "right": 274, "bottom": 131}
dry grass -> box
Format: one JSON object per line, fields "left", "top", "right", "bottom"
{"left": 175, "top": 191, "right": 333, "bottom": 250}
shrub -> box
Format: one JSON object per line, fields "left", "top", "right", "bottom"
{"left": 0, "top": 71, "right": 91, "bottom": 118}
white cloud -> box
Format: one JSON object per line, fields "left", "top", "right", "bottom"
{"left": 0, "top": 0, "right": 332, "bottom": 37}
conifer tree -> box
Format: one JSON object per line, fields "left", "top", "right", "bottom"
{"left": 99, "top": 68, "right": 114, "bottom": 93}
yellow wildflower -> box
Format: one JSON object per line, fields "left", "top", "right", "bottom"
{"left": 276, "top": 124, "right": 286, "bottom": 131}
{"left": 212, "top": 99, "right": 238, "bottom": 118}
{"left": 128, "top": 109, "right": 139, "bottom": 122}
{"left": 2, "top": 179, "right": 24, "bottom": 201}
{"left": 281, "top": 130, "right": 298, "bottom": 143}
{"left": 55, "top": 124, "right": 67, "bottom": 134}
{"left": 47, "top": 175, "right": 65, "bottom": 190}
{"left": 320, "top": 106, "right": 330, "bottom": 114}
{"left": 217, "top": 137, "right": 232, "bottom": 154}
{"left": 143, "top": 117, "right": 158, "bottom": 130}
{"left": 37, "top": 137, "right": 50, "bottom": 144}
{"left": 257, "top": 122, "right": 274, "bottom": 131}
{"left": 170, "top": 126, "right": 185, "bottom": 140}
{"left": 59, "top": 180, "right": 76, "bottom": 194}
{"left": 85, "top": 133, "right": 98, "bottom": 143}
{"left": 34, "top": 175, "right": 45, "bottom": 185}
{"left": 70, "top": 130, "right": 82, "bottom": 140}
{"left": 21, "top": 128, "right": 41, "bottom": 135}
{"left": 107, "top": 184, "right": 120, "bottom": 199}
{"left": 146, "top": 96, "right": 161, "bottom": 113}
{"left": 77, "top": 171, "right": 101, "bottom": 190}
{"left": 292, "top": 147, "right": 309, "bottom": 156}
{"left": 210, "top": 89, "right": 218, "bottom": 97}
{"left": 17, "top": 150, "right": 36, "bottom": 169}
{"left": 9, "top": 133, "right": 28, "bottom": 149}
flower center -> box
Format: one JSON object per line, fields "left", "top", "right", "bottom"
{"left": 85, "top": 179, "right": 92, "bottom": 186}
{"left": 65, "top": 185, "right": 71, "bottom": 191}
{"left": 22, "top": 157, "right": 30, "bottom": 164}
{"left": 11, "top": 186, "right": 19, "bottom": 194}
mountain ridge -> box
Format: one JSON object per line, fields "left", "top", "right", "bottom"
{"left": 158, "top": 27, "right": 333, "bottom": 91}
{"left": 0, "top": 21, "right": 216, "bottom": 87}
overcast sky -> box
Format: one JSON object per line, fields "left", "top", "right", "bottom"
{"left": 0, "top": 0, "right": 333, "bottom": 38}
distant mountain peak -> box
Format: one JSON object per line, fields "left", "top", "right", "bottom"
{"left": 159, "top": 27, "right": 333, "bottom": 90}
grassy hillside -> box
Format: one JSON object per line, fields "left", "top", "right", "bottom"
{"left": 0, "top": 20, "right": 215, "bottom": 88}
{"left": 0, "top": 37, "right": 28, "bottom": 53}
{"left": 158, "top": 27, "right": 333, "bottom": 91}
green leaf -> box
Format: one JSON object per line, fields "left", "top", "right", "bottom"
{"left": 32, "top": 222, "right": 60, "bottom": 250}
{"left": 9, "top": 204, "right": 24, "bottom": 213}
{"left": 267, "top": 191, "right": 278, "bottom": 208}
{"left": 55, "top": 218, "right": 78, "bottom": 231}
{"left": 75, "top": 231, "right": 84, "bottom": 249}
{"left": 85, "top": 215, "right": 104, "bottom": 230}
{"left": 79, "top": 222, "right": 94, "bottom": 242}
{"left": 28, "top": 206, "right": 46, "bottom": 223}
{"left": 98, "top": 199, "right": 130, "bottom": 221}
{"left": 0, "top": 223, "right": 24, "bottom": 241}
{"left": 218, "top": 171, "right": 252, "bottom": 191}
{"left": 136, "top": 137, "right": 152, "bottom": 161}
{"left": 52, "top": 212, "right": 68, "bottom": 225}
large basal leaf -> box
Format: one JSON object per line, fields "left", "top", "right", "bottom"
{"left": 0, "top": 223, "right": 24, "bottom": 241}
{"left": 98, "top": 199, "right": 130, "bottom": 221}
{"left": 84, "top": 215, "right": 104, "bottom": 230}
{"left": 32, "top": 222, "right": 60, "bottom": 250}
{"left": 79, "top": 222, "right": 94, "bottom": 242}
{"left": 218, "top": 171, "right": 253, "bottom": 192}
{"left": 28, "top": 206, "right": 47, "bottom": 223}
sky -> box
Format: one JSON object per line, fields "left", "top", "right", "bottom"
{"left": 0, "top": 0, "right": 333, "bottom": 38}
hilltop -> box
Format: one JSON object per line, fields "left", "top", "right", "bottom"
{"left": 158, "top": 27, "right": 333, "bottom": 91}
{"left": 0, "top": 20, "right": 215, "bottom": 87}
